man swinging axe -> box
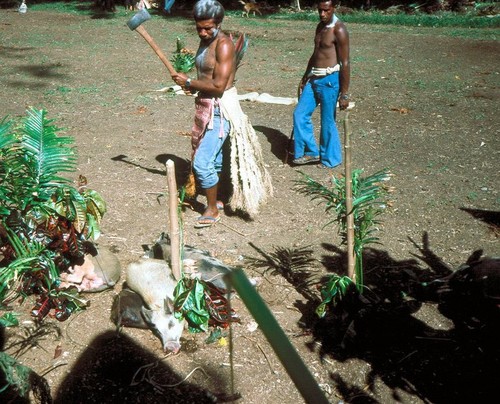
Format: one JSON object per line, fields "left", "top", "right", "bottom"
{"left": 127, "top": 2, "right": 272, "bottom": 227}
{"left": 171, "top": 0, "right": 273, "bottom": 228}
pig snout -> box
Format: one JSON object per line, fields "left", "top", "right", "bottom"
{"left": 164, "top": 340, "right": 182, "bottom": 353}
{"left": 154, "top": 313, "right": 185, "bottom": 354}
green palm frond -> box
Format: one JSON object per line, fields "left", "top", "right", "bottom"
{"left": 296, "top": 168, "right": 393, "bottom": 301}
{"left": 0, "top": 116, "right": 16, "bottom": 150}
{"left": 296, "top": 169, "right": 392, "bottom": 247}
{"left": 21, "top": 108, "right": 77, "bottom": 188}
{"left": 0, "top": 108, "right": 77, "bottom": 213}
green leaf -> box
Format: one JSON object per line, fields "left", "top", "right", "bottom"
{"left": 0, "top": 312, "right": 19, "bottom": 327}
{"left": 316, "top": 274, "right": 353, "bottom": 317}
{"left": 0, "top": 116, "right": 16, "bottom": 150}
{"left": 205, "top": 327, "right": 226, "bottom": 344}
{"left": 0, "top": 352, "right": 32, "bottom": 396}
{"left": 0, "top": 109, "right": 107, "bottom": 321}
{"left": 83, "top": 189, "right": 107, "bottom": 223}
{"left": 173, "top": 278, "right": 210, "bottom": 332}
{"left": 53, "top": 186, "right": 86, "bottom": 225}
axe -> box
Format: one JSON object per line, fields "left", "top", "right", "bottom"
{"left": 126, "top": 9, "right": 177, "bottom": 76}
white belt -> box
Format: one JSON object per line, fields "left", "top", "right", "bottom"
{"left": 309, "top": 64, "right": 340, "bottom": 77}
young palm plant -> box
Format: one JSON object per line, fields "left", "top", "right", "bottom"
{"left": 296, "top": 168, "right": 393, "bottom": 315}
{"left": 170, "top": 37, "right": 196, "bottom": 73}
{"left": 0, "top": 108, "right": 106, "bottom": 320}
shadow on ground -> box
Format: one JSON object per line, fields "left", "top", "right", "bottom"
{"left": 54, "top": 331, "right": 220, "bottom": 403}
{"left": 249, "top": 231, "right": 500, "bottom": 403}
{"left": 253, "top": 125, "right": 290, "bottom": 162}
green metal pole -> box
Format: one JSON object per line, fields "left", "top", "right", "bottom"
{"left": 226, "top": 268, "right": 329, "bottom": 404}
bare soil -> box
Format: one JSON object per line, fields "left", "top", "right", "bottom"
{"left": 1, "top": 6, "right": 499, "bottom": 404}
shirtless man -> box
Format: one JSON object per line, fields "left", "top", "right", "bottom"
{"left": 292, "top": 0, "right": 350, "bottom": 169}
{"left": 171, "top": 0, "right": 235, "bottom": 228}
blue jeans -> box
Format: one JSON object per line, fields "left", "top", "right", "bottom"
{"left": 193, "top": 107, "right": 230, "bottom": 189}
{"left": 293, "top": 73, "right": 342, "bottom": 168}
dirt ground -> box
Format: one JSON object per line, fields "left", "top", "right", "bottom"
{"left": 1, "top": 6, "right": 499, "bottom": 404}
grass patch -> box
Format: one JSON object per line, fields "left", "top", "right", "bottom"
{"left": 229, "top": 8, "right": 498, "bottom": 30}
{"left": 29, "top": 0, "right": 95, "bottom": 15}
{"left": 26, "top": 2, "right": 498, "bottom": 40}
{"left": 340, "top": 10, "right": 499, "bottom": 29}
{"left": 26, "top": 1, "right": 500, "bottom": 30}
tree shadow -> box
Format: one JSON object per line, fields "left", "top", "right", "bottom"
{"left": 3, "top": 63, "right": 67, "bottom": 89}
{"left": 110, "top": 152, "right": 250, "bottom": 217}
{"left": 54, "top": 330, "right": 222, "bottom": 403}
{"left": 249, "top": 231, "right": 500, "bottom": 402}
{"left": 0, "top": 46, "right": 35, "bottom": 59}
{"left": 18, "top": 64, "right": 66, "bottom": 80}
{"left": 460, "top": 207, "right": 500, "bottom": 236}
{"left": 312, "top": 233, "right": 500, "bottom": 403}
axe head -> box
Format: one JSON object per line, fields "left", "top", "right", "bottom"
{"left": 126, "top": 8, "right": 152, "bottom": 31}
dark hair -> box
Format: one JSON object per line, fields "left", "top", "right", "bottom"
{"left": 193, "top": 0, "right": 225, "bottom": 24}
{"left": 320, "top": 0, "right": 341, "bottom": 6}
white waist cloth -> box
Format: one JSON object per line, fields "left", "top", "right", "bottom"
{"left": 309, "top": 64, "right": 340, "bottom": 77}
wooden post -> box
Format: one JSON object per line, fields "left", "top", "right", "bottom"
{"left": 343, "top": 112, "right": 356, "bottom": 282}
{"left": 166, "top": 160, "right": 181, "bottom": 281}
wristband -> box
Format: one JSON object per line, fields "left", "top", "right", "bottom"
{"left": 340, "top": 94, "right": 349, "bottom": 100}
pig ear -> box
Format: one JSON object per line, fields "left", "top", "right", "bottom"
{"left": 163, "top": 297, "right": 175, "bottom": 314}
{"left": 141, "top": 307, "right": 154, "bottom": 324}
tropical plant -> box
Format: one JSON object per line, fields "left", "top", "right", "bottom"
{"left": 0, "top": 312, "right": 18, "bottom": 327}
{"left": 0, "top": 351, "right": 52, "bottom": 402}
{"left": 0, "top": 108, "right": 106, "bottom": 320}
{"left": 315, "top": 274, "right": 353, "bottom": 318}
{"left": 296, "top": 168, "right": 393, "bottom": 311}
{"left": 173, "top": 276, "right": 211, "bottom": 333}
{"left": 173, "top": 250, "right": 236, "bottom": 334}
{"left": 170, "top": 37, "right": 195, "bottom": 73}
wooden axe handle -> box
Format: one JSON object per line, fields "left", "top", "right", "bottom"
{"left": 135, "top": 25, "right": 177, "bottom": 77}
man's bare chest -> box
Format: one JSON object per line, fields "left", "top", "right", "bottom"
{"left": 314, "top": 28, "right": 336, "bottom": 49}
{"left": 196, "top": 41, "right": 217, "bottom": 74}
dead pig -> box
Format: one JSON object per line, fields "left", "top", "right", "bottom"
{"left": 59, "top": 245, "right": 121, "bottom": 293}
{"left": 110, "top": 289, "right": 149, "bottom": 330}
{"left": 125, "top": 258, "right": 185, "bottom": 353}
{"left": 148, "top": 233, "right": 232, "bottom": 292}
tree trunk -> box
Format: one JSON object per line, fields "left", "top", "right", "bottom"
{"left": 290, "top": 0, "right": 301, "bottom": 11}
